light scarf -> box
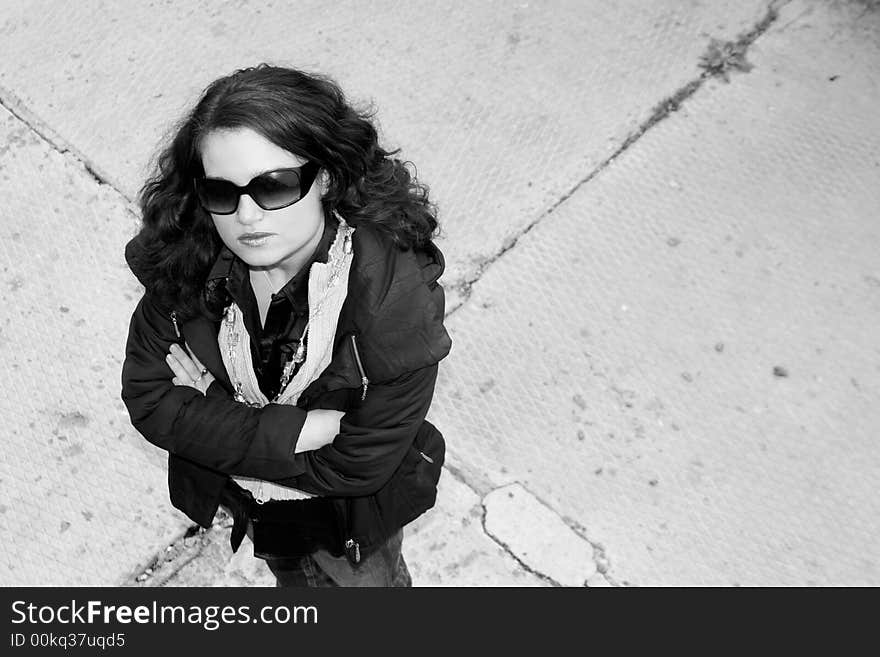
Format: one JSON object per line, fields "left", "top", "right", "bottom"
{"left": 220, "top": 212, "right": 355, "bottom": 502}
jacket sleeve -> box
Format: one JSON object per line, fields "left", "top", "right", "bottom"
{"left": 121, "top": 293, "right": 308, "bottom": 480}
{"left": 276, "top": 363, "right": 439, "bottom": 497}
{"left": 269, "top": 235, "right": 450, "bottom": 497}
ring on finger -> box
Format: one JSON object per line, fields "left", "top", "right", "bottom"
{"left": 192, "top": 367, "right": 208, "bottom": 385}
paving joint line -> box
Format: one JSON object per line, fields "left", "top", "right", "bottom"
{"left": 447, "top": 0, "right": 785, "bottom": 314}
{"left": 0, "top": 85, "right": 132, "bottom": 203}
{"left": 441, "top": 461, "right": 484, "bottom": 495}
{"left": 123, "top": 521, "right": 229, "bottom": 587}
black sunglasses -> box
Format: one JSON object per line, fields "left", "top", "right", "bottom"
{"left": 193, "top": 162, "right": 321, "bottom": 215}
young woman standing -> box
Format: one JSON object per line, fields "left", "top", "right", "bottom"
{"left": 121, "top": 64, "right": 452, "bottom": 587}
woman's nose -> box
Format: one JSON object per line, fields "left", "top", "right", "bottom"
{"left": 236, "top": 194, "right": 264, "bottom": 225}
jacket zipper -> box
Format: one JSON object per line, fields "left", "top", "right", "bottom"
{"left": 344, "top": 538, "right": 361, "bottom": 564}
{"left": 349, "top": 334, "right": 369, "bottom": 401}
{"left": 170, "top": 310, "right": 181, "bottom": 339}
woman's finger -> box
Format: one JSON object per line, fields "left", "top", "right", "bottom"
{"left": 166, "top": 353, "right": 193, "bottom": 383}
{"left": 168, "top": 343, "right": 202, "bottom": 382}
{"left": 184, "top": 343, "right": 210, "bottom": 381}
{"left": 168, "top": 344, "right": 213, "bottom": 394}
{"left": 185, "top": 342, "right": 205, "bottom": 371}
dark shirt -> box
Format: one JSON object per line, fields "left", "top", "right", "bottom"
{"left": 223, "top": 215, "right": 338, "bottom": 400}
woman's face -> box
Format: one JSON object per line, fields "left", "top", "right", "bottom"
{"left": 199, "top": 126, "right": 326, "bottom": 279}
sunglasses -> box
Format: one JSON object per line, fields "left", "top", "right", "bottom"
{"left": 193, "top": 162, "right": 321, "bottom": 215}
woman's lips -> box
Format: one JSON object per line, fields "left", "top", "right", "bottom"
{"left": 237, "top": 232, "right": 274, "bottom": 246}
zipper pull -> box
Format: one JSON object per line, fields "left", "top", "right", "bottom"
{"left": 170, "top": 311, "right": 181, "bottom": 339}
{"left": 349, "top": 334, "right": 370, "bottom": 401}
{"left": 344, "top": 538, "right": 361, "bottom": 564}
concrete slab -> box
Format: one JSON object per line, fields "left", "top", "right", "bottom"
{"left": 403, "top": 464, "right": 550, "bottom": 586}
{"left": 0, "top": 0, "right": 770, "bottom": 307}
{"left": 432, "top": 0, "right": 880, "bottom": 585}
{"left": 0, "top": 106, "right": 190, "bottom": 586}
{"left": 483, "top": 483, "right": 597, "bottom": 586}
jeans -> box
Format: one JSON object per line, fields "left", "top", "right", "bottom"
{"left": 263, "top": 529, "right": 412, "bottom": 587}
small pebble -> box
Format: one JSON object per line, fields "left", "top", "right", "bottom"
{"left": 714, "top": 342, "right": 724, "bottom": 353}
{"left": 773, "top": 366, "right": 788, "bottom": 378}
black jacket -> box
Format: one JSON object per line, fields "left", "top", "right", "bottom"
{"left": 120, "top": 221, "right": 453, "bottom": 561}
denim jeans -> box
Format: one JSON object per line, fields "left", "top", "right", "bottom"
{"left": 263, "top": 529, "right": 411, "bottom": 587}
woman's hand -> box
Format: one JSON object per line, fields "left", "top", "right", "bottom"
{"left": 166, "top": 340, "right": 339, "bottom": 448}
{"left": 297, "top": 409, "right": 344, "bottom": 453}
{"left": 166, "top": 342, "right": 215, "bottom": 395}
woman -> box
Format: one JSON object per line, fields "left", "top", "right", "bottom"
{"left": 121, "top": 64, "right": 452, "bottom": 587}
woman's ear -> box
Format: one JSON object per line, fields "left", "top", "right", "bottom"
{"left": 318, "top": 170, "right": 331, "bottom": 196}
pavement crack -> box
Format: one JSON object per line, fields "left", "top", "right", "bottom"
{"left": 125, "top": 523, "right": 216, "bottom": 587}
{"left": 0, "top": 85, "right": 131, "bottom": 202}
{"left": 478, "top": 496, "right": 563, "bottom": 587}
{"left": 522, "top": 487, "right": 622, "bottom": 587}
{"left": 447, "top": 1, "right": 784, "bottom": 315}
{"left": 592, "top": 1, "right": 784, "bottom": 170}
{"left": 559, "top": 518, "right": 625, "bottom": 586}
{"left": 479, "top": 481, "right": 621, "bottom": 587}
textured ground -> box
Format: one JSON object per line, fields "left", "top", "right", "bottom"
{"left": 0, "top": 0, "right": 877, "bottom": 586}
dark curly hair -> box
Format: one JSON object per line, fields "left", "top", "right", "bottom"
{"left": 129, "top": 63, "right": 438, "bottom": 320}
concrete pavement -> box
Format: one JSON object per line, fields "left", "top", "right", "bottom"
{"left": 0, "top": 0, "right": 877, "bottom": 586}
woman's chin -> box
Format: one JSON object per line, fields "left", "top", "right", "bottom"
{"left": 229, "top": 246, "right": 279, "bottom": 269}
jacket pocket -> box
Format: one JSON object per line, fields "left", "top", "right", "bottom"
{"left": 298, "top": 331, "right": 369, "bottom": 407}
{"left": 343, "top": 423, "right": 445, "bottom": 565}
{"left": 383, "top": 420, "right": 446, "bottom": 526}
